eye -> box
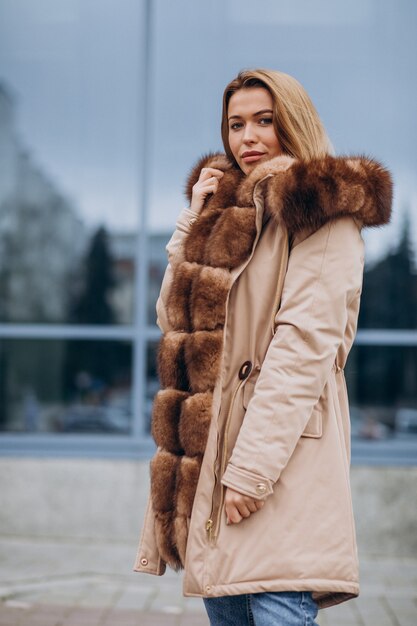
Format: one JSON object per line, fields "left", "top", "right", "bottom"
{"left": 259, "top": 117, "right": 273, "bottom": 125}
{"left": 229, "top": 122, "right": 243, "bottom": 131}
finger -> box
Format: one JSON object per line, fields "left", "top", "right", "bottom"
{"left": 245, "top": 501, "right": 259, "bottom": 514}
{"left": 193, "top": 178, "right": 219, "bottom": 194}
{"left": 255, "top": 500, "right": 266, "bottom": 510}
{"left": 199, "top": 168, "right": 224, "bottom": 182}
{"left": 237, "top": 503, "right": 252, "bottom": 519}
{"left": 199, "top": 177, "right": 219, "bottom": 188}
{"left": 199, "top": 183, "right": 219, "bottom": 196}
{"left": 201, "top": 167, "right": 224, "bottom": 178}
{"left": 225, "top": 503, "right": 243, "bottom": 525}
{"left": 199, "top": 176, "right": 220, "bottom": 188}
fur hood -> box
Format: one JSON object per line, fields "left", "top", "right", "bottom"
{"left": 149, "top": 152, "right": 393, "bottom": 573}
{"left": 185, "top": 152, "right": 393, "bottom": 233}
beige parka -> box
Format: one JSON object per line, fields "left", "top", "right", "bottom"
{"left": 134, "top": 153, "right": 393, "bottom": 609}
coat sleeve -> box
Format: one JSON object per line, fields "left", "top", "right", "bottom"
{"left": 221, "top": 216, "right": 365, "bottom": 499}
{"left": 155, "top": 207, "right": 199, "bottom": 332}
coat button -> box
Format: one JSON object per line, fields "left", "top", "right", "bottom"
{"left": 238, "top": 360, "right": 253, "bottom": 380}
{"left": 256, "top": 483, "right": 267, "bottom": 495}
{"left": 205, "top": 585, "right": 212, "bottom": 593}
{"left": 140, "top": 557, "right": 148, "bottom": 566}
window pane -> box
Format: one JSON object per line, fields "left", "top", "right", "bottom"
{"left": 0, "top": 1, "right": 141, "bottom": 324}
{"left": 148, "top": 0, "right": 417, "bottom": 333}
{"left": 358, "top": 228, "right": 417, "bottom": 329}
{"left": 346, "top": 345, "right": 417, "bottom": 442}
{"left": 0, "top": 339, "right": 132, "bottom": 434}
{"left": 147, "top": 234, "right": 169, "bottom": 327}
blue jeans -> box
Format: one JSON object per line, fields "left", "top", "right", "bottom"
{"left": 203, "top": 591, "right": 319, "bottom": 625}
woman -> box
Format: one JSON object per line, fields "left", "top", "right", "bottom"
{"left": 134, "top": 69, "right": 393, "bottom": 625}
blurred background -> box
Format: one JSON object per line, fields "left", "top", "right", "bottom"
{"left": 0, "top": 0, "right": 416, "bottom": 623}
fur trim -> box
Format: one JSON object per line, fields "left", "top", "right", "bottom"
{"left": 150, "top": 450, "right": 179, "bottom": 512}
{"left": 191, "top": 266, "right": 232, "bottom": 331}
{"left": 176, "top": 456, "right": 202, "bottom": 518}
{"left": 173, "top": 515, "right": 188, "bottom": 566}
{"left": 265, "top": 154, "right": 393, "bottom": 232}
{"left": 185, "top": 151, "right": 392, "bottom": 232}
{"left": 150, "top": 149, "right": 393, "bottom": 572}
{"left": 151, "top": 389, "right": 189, "bottom": 454}
{"left": 184, "top": 329, "right": 223, "bottom": 393}
{"left": 154, "top": 511, "right": 181, "bottom": 571}
{"left": 179, "top": 392, "right": 213, "bottom": 456}
{"left": 157, "top": 332, "right": 189, "bottom": 391}
{"left": 236, "top": 154, "right": 295, "bottom": 206}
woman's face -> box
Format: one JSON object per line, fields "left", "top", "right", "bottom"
{"left": 227, "top": 87, "right": 283, "bottom": 175}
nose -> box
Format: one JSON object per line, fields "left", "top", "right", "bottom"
{"left": 242, "top": 122, "right": 257, "bottom": 144}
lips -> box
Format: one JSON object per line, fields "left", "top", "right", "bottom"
{"left": 241, "top": 151, "right": 265, "bottom": 163}
{"left": 241, "top": 151, "right": 265, "bottom": 157}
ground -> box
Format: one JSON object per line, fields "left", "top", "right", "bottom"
{"left": 0, "top": 537, "right": 416, "bottom": 625}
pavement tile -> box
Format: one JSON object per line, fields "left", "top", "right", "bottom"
{"left": 66, "top": 606, "right": 107, "bottom": 618}
{"left": 15, "top": 605, "right": 67, "bottom": 617}
{"left": 354, "top": 596, "right": 395, "bottom": 626}
{"left": 59, "top": 615, "right": 103, "bottom": 626}
{"left": 1, "top": 538, "right": 417, "bottom": 626}
{"left": 26, "top": 618, "right": 69, "bottom": 626}
{"left": 112, "top": 589, "right": 152, "bottom": 611}
{"left": 316, "top": 613, "right": 328, "bottom": 626}
{"left": 0, "top": 609, "right": 21, "bottom": 626}
{"left": 60, "top": 619, "right": 102, "bottom": 626}
{"left": 178, "top": 614, "right": 209, "bottom": 625}
{"left": 384, "top": 597, "right": 417, "bottom": 626}
{"left": 135, "top": 615, "right": 179, "bottom": 626}
{"left": 320, "top": 600, "right": 360, "bottom": 626}
{"left": 183, "top": 596, "right": 205, "bottom": 613}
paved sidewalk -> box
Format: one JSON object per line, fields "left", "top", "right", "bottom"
{"left": 0, "top": 537, "right": 416, "bottom": 625}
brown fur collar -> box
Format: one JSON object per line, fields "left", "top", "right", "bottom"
{"left": 185, "top": 152, "right": 393, "bottom": 232}
{"left": 149, "top": 152, "right": 393, "bottom": 572}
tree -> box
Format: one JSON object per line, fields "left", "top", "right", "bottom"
{"left": 355, "top": 211, "right": 417, "bottom": 410}
{"left": 70, "top": 226, "right": 115, "bottom": 325}
{"left": 64, "top": 227, "right": 130, "bottom": 407}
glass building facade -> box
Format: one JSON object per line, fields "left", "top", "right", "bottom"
{"left": 0, "top": 0, "right": 416, "bottom": 462}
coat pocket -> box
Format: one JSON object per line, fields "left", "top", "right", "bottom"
{"left": 301, "top": 410, "right": 323, "bottom": 438}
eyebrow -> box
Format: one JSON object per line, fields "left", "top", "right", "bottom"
{"left": 228, "top": 109, "right": 273, "bottom": 121}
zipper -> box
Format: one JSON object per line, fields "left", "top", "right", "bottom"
{"left": 205, "top": 518, "right": 214, "bottom": 541}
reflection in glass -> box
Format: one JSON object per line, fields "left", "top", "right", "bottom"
{"left": 69, "top": 227, "right": 118, "bottom": 325}
{"left": 0, "top": 339, "right": 132, "bottom": 434}
{"left": 147, "top": 234, "right": 170, "bottom": 326}
{"left": 359, "top": 218, "right": 417, "bottom": 330}
{"left": 0, "top": 97, "right": 135, "bottom": 325}
{"left": 143, "top": 341, "right": 417, "bottom": 445}
{"left": 346, "top": 345, "right": 417, "bottom": 441}
{"left": 0, "top": 0, "right": 141, "bottom": 324}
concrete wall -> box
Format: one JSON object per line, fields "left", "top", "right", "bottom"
{"left": 1, "top": 459, "right": 416, "bottom": 557}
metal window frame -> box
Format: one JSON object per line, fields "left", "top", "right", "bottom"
{"left": 1, "top": 328, "right": 417, "bottom": 464}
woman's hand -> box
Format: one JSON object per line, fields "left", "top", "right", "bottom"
{"left": 224, "top": 486, "right": 265, "bottom": 525}
{"left": 190, "top": 167, "right": 224, "bottom": 214}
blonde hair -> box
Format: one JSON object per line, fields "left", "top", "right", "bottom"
{"left": 221, "top": 68, "right": 334, "bottom": 164}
